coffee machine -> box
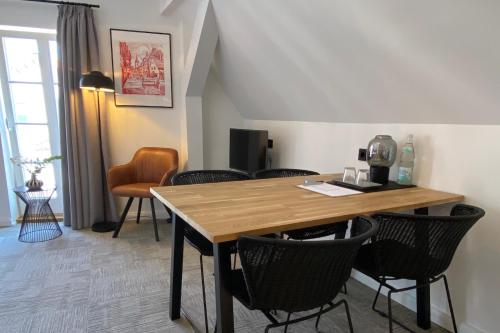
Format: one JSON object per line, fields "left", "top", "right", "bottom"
{"left": 366, "top": 135, "right": 397, "bottom": 184}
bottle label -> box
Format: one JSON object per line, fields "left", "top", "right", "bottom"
{"left": 398, "top": 167, "right": 413, "bottom": 185}
{"left": 403, "top": 146, "right": 413, "bottom": 154}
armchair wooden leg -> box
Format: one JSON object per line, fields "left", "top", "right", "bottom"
{"left": 150, "top": 198, "right": 160, "bottom": 241}
{"left": 113, "top": 197, "right": 134, "bottom": 238}
{"left": 136, "top": 198, "right": 143, "bottom": 224}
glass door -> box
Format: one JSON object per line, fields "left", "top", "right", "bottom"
{"left": 0, "top": 29, "right": 63, "bottom": 214}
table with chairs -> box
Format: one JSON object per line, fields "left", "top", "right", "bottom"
{"left": 150, "top": 168, "right": 480, "bottom": 333}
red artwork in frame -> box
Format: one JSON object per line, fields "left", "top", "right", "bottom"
{"left": 119, "top": 41, "right": 165, "bottom": 96}
{"left": 111, "top": 29, "right": 173, "bottom": 108}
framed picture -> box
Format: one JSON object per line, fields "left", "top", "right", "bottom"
{"left": 110, "top": 29, "right": 173, "bottom": 108}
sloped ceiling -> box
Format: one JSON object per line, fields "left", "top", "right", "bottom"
{"left": 211, "top": 0, "right": 500, "bottom": 124}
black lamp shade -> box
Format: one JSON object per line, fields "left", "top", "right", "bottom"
{"left": 80, "top": 71, "right": 114, "bottom": 92}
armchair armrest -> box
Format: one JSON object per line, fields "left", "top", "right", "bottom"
{"left": 108, "top": 163, "right": 136, "bottom": 190}
{"left": 160, "top": 167, "right": 178, "bottom": 186}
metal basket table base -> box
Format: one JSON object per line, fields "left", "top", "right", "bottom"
{"left": 14, "top": 187, "right": 62, "bottom": 243}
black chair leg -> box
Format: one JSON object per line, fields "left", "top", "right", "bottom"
{"left": 150, "top": 198, "right": 159, "bottom": 241}
{"left": 284, "top": 313, "right": 291, "bottom": 333}
{"left": 343, "top": 282, "right": 348, "bottom": 294}
{"left": 164, "top": 204, "right": 173, "bottom": 223}
{"left": 443, "top": 275, "right": 458, "bottom": 333}
{"left": 342, "top": 300, "right": 354, "bottom": 333}
{"left": 372, "top": 281, "right": 420, "bottom": 333}
{"left": 315, "top": 306, "right": 323, "bottom": 328}
{"left": 112, "top": 197, "right": 133, "bottom": 238}
{"left": 372, "top": 283, "right": 383, "bottom": 311}
{"left": 136, "top": 198, "right": 143, "bottom": 224}
{"left": 388, "top": 290, "right": 393, "bottom": 333}
{"left": 200, "top": 255, "right": 209, "bottom": 333}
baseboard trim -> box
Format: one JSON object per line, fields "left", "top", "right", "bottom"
{"left": 126, "top": 210, "right": 171, "bottom": 221}
{"left": 351, "top": 270, "right": 454, "bottom": 331}
{"left": 0, "top": 218, "right": 15, "bottom": 227}
{"left": 459, "top": 322, "right": 488, "bottom": 333}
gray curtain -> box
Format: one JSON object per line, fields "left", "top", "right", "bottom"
{"left": 57, "top": 5, "right": 117, "bottom": 229}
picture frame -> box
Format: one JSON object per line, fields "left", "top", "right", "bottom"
{"left": 110, "top": 29, "right": 173, "bottom": 108}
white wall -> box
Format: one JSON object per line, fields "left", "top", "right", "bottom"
{"left": 244, "top": 119, "right": 499, "bottom": 333}
{"left": 202, "top": 68, "right": 243, "bottom": 169}
{"left": 212, "top": 0, "right": 500, "bottom": 125}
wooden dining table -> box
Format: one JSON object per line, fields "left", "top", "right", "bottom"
{"left": 151, "top": 174, "right": 464, "bottom": 333}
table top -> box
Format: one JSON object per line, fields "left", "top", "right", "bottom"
{"left": 13, "top": 186, "right": 55, "bottom": 193}
{"left": 151, "top": 174, "right": 464, "bottom": 243}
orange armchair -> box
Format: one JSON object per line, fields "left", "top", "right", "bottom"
{"left": 109, "top": 147, "right": 178, "bottom": 241}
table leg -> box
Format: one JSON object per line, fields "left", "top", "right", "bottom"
{"left": 170, "top": 213, "right": 184, "bottom": 320}
{"left": 214, "top": 242, "right": 234, "bottom": 333}
{"left": 415, "top": 207, "right": 431, "bottom": 330}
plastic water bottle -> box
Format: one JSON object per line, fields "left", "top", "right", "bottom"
{"left": 397, "top": 135, "right": 415, "bottom": 185}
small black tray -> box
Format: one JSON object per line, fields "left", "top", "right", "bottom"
{"left": 328, "top": 180, "right": 416, "bottom": 193}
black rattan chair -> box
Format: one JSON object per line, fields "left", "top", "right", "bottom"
{"left": 171, "top": 170, "right": 250, "bottom": 333}
{"left": 230, "top": 216, "right": 379, "bottom": 333}
{"left": 253, "top": 168, "right": 320, "bottom": 179}
{"left": 253, "top": 168, "right": 350, "bottom": 293}
{"left": 354, "top": 204, "right": 485, "bottom": 333}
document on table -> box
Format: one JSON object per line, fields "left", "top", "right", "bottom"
{"left": 297, "top": 182, "right": 362, "bottom": 197}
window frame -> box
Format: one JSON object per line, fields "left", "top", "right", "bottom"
{"left": 0, "top": 29, "right": 63, "bottom": 213}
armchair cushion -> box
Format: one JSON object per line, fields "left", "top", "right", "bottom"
{"left": 107, "top": 147, "right": 179, "bottom": 197}
{"left": 111, "top": 182, "right": 158, "bottom": 198}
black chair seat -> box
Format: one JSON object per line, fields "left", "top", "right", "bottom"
{"left": 184, "top": 224, "right": 237, "bottom": 256}
{"left": 353, "top": 244, "right": 379, "bottom": 278}
{"left": 229, "top": 269, "right": 252, "bottom": 309}
{"left": 230, "top": 216, "right": 379, "bottom": 332}
{"left": 355, "top": 240, "right": 444, "bottom": 280}
{"left": 354, "top": 204, "right": 485, "bottom": 333}
{"left": 285, "top": 221, "right": 348, "bottom": 240}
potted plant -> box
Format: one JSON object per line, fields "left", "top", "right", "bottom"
{"left": 10, "top": 155, "right": 62, "bottom": 191}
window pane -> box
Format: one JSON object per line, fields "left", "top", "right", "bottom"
{"left": 49, "top": 40, "right": 58, "bottom": 84}
{"left": 3, "top": 37, "right": 42, "bottom": 82}
{"left": 16, "top": 124, "right": 51, "bottom": 159}
{"left": 54, "top": 84, "right": 60, "bottom": 117}
{"left": 16, "top": 124, "right": 56, "bottom": 187}
{"left": 10, "top": 83, "right": 47, "bottom": 123}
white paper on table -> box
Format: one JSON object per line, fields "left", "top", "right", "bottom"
{"left": 297, "top": 183, "right": 362, "bottom": 197}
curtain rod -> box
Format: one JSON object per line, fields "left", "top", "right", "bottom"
{"left": 22, "top": 0, "right": 100, "bottom": 8}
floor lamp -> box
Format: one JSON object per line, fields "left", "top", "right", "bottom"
{"left": 80, "top": 71, "right": 115, "bottom": 232}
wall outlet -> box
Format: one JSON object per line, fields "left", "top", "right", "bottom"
{"left": 267, "top": 139, "right": 274, "bottom": 149}
{"left": 358, "top": 148, "right": 367, "bottom": 161}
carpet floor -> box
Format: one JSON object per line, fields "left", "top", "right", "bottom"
{"left": 0, "top": 219, "right": 449, "bottom": 333}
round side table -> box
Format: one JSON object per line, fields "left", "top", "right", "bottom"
{"left": 13, "top": 187, "right": 63, "bottom": 243}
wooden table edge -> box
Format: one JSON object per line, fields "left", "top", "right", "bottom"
{"left": 151, "top": 186, "right": 464, "bottom": 244}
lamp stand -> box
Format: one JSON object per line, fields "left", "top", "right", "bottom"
{"left": 91, "top": 91, "right": 116, "bottom": 233}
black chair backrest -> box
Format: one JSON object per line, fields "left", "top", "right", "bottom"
{"left": 369, "top": 204, "right": 485, "bottom": 279}
{"left": 253, "top": 168, "right": 319, "bottom": 179}
{"left": 171, "top": 170, "right": 250, "bottom": 255}
{"left": 171, "top": 169, "right": 251, "bottom": 185}
{"left": 237, "top": 216, "right": 379, "bottom": 312}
